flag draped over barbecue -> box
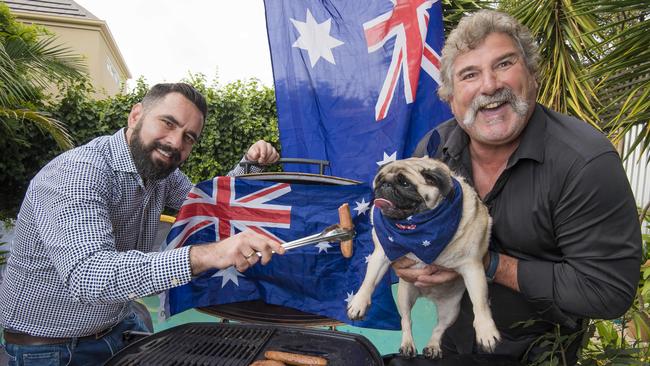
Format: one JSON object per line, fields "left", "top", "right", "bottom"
{"left": 163, "top": 177, "right": 401, "bottom": 330}
{"left": 264, "top": 0, "right": 452, "bottom": 184}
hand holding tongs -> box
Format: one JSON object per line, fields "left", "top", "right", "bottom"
{"left": 257, "top": 203, "right": 355, "bottom": 258}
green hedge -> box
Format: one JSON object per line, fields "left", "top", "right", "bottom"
{"left": 0, "top": 76, "right": 279, "bottom": 217}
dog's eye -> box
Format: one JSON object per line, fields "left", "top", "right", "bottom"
{"left": 396, "top": 174, "right": 410, "bottom": 187}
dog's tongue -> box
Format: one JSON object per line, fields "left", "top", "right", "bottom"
{"left": 374, "top": 198, "right": 394, "bottom": 210}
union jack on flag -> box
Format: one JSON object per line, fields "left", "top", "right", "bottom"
{"left": 265, "top": 0, "right": 452, "bottom": 184}
{"left": 364, "top": 0, "right": 441, "bottom": 121}
{"left": 164, "top": 177, "right": 292, "bottom": 251}
{"left": 162, "top": 177, "right": 401, "bottom": 330}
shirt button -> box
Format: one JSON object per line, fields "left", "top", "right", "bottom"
{"left": 171, "top": 278, "right": 180, "bottom": 286}
{"left": 128, "top": 293, "right": 137, "bottom": 299}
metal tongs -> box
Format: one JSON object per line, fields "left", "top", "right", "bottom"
{"left": 281, "top": 224, "right": 355, "bottom": 251}
{"left": 256, "top": 203, "right": 355, "bottom": 258}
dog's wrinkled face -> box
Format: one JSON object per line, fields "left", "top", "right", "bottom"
{"left": 373, "top": 157, "right": 455, "bottom": 220}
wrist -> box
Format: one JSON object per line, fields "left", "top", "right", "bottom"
{"left": 485, "top": 250, "right": 499, "bottom": 283}
{"left": 189, "top": 243, "right": 221, "bottom": 276}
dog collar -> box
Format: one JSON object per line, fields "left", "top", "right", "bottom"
{"left": 372, "top": 178, "right": 463, "bottom": 263}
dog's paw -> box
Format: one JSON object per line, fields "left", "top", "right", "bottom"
{"left": 399, "top": 342, "right": 417, "bottom": 358}
{"left": 346, "top": 294, "right": 370, "bottom": 320}
{"left": 422, "top": 345, "right": 442, "bottom": 359}
{"left": 474, "top": 319, "right": 501, "bottom": 353}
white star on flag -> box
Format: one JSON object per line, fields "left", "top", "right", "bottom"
{"left": 422, "top": 240, "right": 432, "bottom": 247}
{"left": 212, "top": 266, "right": 245, "bottom": 288}
{"left": 316, "top": 241, "right": 332, "bottom": 253}
{"left": 354, "top": 198, "right": 371, "bottom": 215}
{"left": 365, "top": 254, "right": 372, "bottom": 263}
{"left": 345, "top": 291, "right": 355, "bottom": 304}
{"left": 291, "top": 9, "right": 344, "bottom": 67}
{"left": 407, "top": 216, "right": 413, "bottom": 221}
{"left": 388, "top": 236, "right": 394, "bottom": 242}
{"left": 376, "top": 151, "right": 397, "bottom": 166}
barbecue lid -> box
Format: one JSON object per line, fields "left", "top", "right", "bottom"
{"left": 239, "top": 158, "right": 362, "bottom": 186}
{"left": 199, "top": 300, "right": 341, "bottom": 327}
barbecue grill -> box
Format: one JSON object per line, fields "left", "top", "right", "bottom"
{"left": 119, "top": 161, "right": 524, "bottom": 366}
{"left": 106, "top": 322, "right": 383, "bottom": 366}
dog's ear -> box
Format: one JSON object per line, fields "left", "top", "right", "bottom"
{"left": 373, "top": 162, "right": 393, "bottom": 189}
{"left": 421, "top": 168, "right": 455, "bottom": 201}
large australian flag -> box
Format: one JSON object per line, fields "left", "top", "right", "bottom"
{"left": 163, "top": 177, "right": 401, "bottom": 330}
{"left": 265, "top": 0, "right": 452, "bottom": 184}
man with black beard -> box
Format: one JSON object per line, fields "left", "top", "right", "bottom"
{"left": 393, "top": 10, "right": 642, "bottom": 365}
{"left": 0, "top": 83, "right": 284, "bottom": 366}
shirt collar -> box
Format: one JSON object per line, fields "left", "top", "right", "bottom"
{"left": 109, "top": 128, "right": 139, "bottom": 174}
{"left": 441, "top": 122, "right": 469, "bottom": 160}
{"left": 506, "top": 103, "right": 546, "bottom": 167}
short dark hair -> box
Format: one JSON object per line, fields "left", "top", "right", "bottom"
{"left": 141, "top": 83, "right": 208, "bottom": 120}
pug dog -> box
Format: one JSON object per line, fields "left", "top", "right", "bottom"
{"left": 347, "top": 157, "right": 500, "bottom": 358}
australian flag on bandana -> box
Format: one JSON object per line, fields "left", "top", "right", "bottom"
{"left": 264, "top": 0, "right": 452, "bottom": 184}
{"left": 162, "top": 177, "right": 401, "bottom": 330}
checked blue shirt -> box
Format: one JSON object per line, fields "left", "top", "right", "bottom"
{"left": 0, "top": 128, "right": 253, "bottom": 337}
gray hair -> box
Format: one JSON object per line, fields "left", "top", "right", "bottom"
{"left": 437, "top": 10, "right": 540, "bottom": 102}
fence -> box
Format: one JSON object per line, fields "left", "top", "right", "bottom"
{"left": 621, "top": 124, "right": 650, "bottom": 227}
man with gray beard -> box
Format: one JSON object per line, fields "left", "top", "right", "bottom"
{"left": 394, "top": 10, "right": 642, "bottom": 365}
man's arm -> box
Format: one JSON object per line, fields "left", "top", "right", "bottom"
{"left": 516, "top": 152, "right": 641, "bottom": 320}
{"left": 36, "top": 160, "right": 283, "bottom": 305}
{"left": 189, "top": 230, "right": 284, "bottom": 275}
{"left": 34, "top": 160, "right": 177, "bottom": 304}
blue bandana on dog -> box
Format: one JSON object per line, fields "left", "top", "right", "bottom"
{"left": 372, "top": 178, "right": 463, "bottom": 263}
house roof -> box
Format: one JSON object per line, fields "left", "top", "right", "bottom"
{"left": 3, "top": 0, "right": 98, "bottom": 20}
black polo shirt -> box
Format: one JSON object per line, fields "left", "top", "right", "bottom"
{"left": 414, "top": 104, "right": 642, "bottom": 362}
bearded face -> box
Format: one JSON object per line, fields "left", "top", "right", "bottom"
{"left": 129, "top": 120, "right": 182, "bottom": 181}
{"left": 448, "top": 33, "right": 537, "bottom": 147}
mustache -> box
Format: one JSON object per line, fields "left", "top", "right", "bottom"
{"left": 462, "top": 88, "right": 528, "bottom": 126}
{"left": 152, "top": 141, "right": 181, "bottom": 163}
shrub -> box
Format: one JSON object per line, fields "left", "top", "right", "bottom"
{"left": 0, "top": 76, "right": 279, "bottom": 217}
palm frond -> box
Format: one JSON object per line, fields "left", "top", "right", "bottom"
{"left": 0, "top": 41, "right": 39, "bottom": 105}
{"left": 441, "top": 0, "right": 495, "bottom": 33}
{"left": 503, "top": 0, "right": 604, "bottom": 129}
{"left": 3, "top": 35, "right": 86, "bottom": 90}
{"left": 0, "top": 106, "right": 73, "bottom": 149}
{"left": 1, "top": 5, "right": 86, "bottom": 152}
{"left": 584, "top": 1, "right": 650, "bottom": 156}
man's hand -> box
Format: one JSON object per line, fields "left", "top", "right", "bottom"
{"left": 391, "top": 257, "right": 460, "bottom": 287}
{"left": 245, "top": 140, "right": 280, "bottom": 165}
{"left": 189, "top": 230, "right": 286, "bottom": 276}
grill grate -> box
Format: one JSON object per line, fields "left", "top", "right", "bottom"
{"left": 109, "top": 324, "right": 274, "bottom": 366}
{"left": 107, "top": 322, "right": 384, "bottom": 366}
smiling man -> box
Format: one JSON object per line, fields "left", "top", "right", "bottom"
{"left": 0, "top": 83, "right": 284, "bottom": 366}
{"left": 394, "top": 10, "right": 642, "bottom": 364}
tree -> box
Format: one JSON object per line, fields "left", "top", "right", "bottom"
{"left": 499, "top": 0, "right": 604, "bottom": 128}
{"left": 0, "top": 3, "right": 86, "bottom": 150}
{"left": 0, "top": 4, "right": 87, "bottom": 217}
{"left": 586, "top": 1, "right": 650, "bottom": 158}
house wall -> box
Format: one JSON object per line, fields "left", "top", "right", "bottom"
{"left": 12, "top": 11, "right": 130, "bottom": 98}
